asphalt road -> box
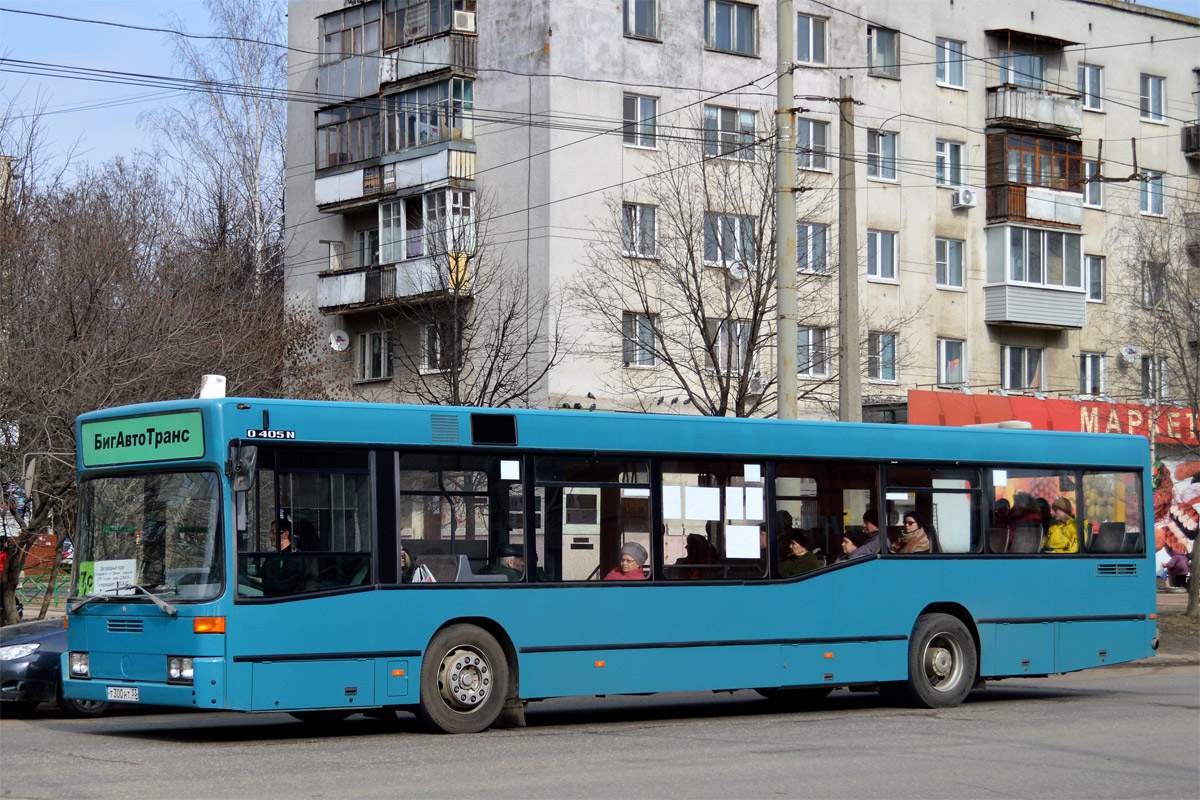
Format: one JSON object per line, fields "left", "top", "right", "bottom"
{"left": 2, "top": 662, "right": 1197, "bottom": 800}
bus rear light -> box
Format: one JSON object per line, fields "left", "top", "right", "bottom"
{"left": 167, "top": 656, "right": 194, "bottom": 684}
{"left": 69, "top": 652, "right": 90, "bottom": 678}
{"left": 193, "top": 617, "right": 226, "bottom": 634}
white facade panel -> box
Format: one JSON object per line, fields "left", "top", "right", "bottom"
{"left": 315, "top": 170, "right": 367, "bottom": 206}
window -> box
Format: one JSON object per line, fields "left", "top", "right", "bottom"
{"left": 704, "top": 212, "right": 757, "bottom": 267}
{"left": 1142, "top": 261, "right": 1165, "bottom": 307}
{"left": 1083, "top": 161, "right": 1103, "bottom": 208}
{"left": 867, "top": 230, "right": 897, "bottom": 281}
{"left": 938, "top": 338, "right": 966, "bottom": 385}
{"left": 623, "top": 94, "right": 657, "bottom": 148}
{"left": 999, "top": 133, "right": 1084, "bottom": 192}
{"left": 1082, "top": 472, "right": 1145, "bottom": 555}
{"left": 1079, "top": 352, "right": 1104, "bottom": 396}
{"left": 320, "top": 4, "right": 380, "bottom": 64}
{"left": 624, "top": 0, "right": 659, "bottom": 39}
{"left": 662, "top": 459, "right": 766, "bottom": 580}
{"left": 796, "top": 119, "right": 829, "bottom": 170}
{"left": 1140, "top": 171, "right": 1164, "bottom": 216}
{"left": 316, "top": 103, "right": 381, "bottom": 169}
{"left": 797, "top": 326, "right": 830, "bottom": 378}
{"left": 775, "top": 461, "right": 877, "bottom": 571}
{"left": 382, "top": 0, "right": 476, "bottom": 49}
{"left": 1140, "top": 74, "right": 1164, "bottom": 122}
{"left": 355, "top": 229, "right": 379, "bottom": 268}
{"left": 797, "top": 14, "right": 826, "bottom": 65}
{"left": 703, "top": 105, "right": 756, "bottom": 159}
{"left": 868, "top": 26, "right": 899, "bottom": 78}
{"left": 383, "top": 78, "right": 473, "bottom": 153}
{"left": 623, "top": 312, "right": 657, "bottom": 367}
{"left": 867, "top": 130, "right": 897, "bottom": 180}
{"left": 1142, "top": 355, "right": 1168, "bottom": 400}
{"left": 423, "top": 322, "right": 456, "bottom": 373}
{"left": 705, "top": 319, "right": 753, "bottom": 374}
{"left": 936, "top": 238, "right": 964, "bottom": 288}
{"left": 1000, "top": 52, "right": 1043, "bottom": 88}
{"left": 1007, "top": 227, "right": 1083, "bottom": 289}
{"left": 1078, "top": 64, "right": 1103, "bottom": 111}
{"left": 991, "top": 468, "right": 1078, "bottom": 554}
{"left": 868, "top": 332, "right": 897, "bottom": 381}
{"left": 380, "top": 190, "right": 474, "bottom": 263}
{"left": 1001, "top": 345, "right": 1043, "bottom": 391}
{"left": 887, "top": 466, "right": 983, "bottom": 554}
{"left": 1085, "top": 255, "right": 1104, "bottom": 302}
{"left": 797, "top": 222, "right": 828, "bottom": 273}
{"left": 705, "top": 1, "right": 757, "bottom": 55}
{"left": 935, "top": 140, "right": 964, "bottom": 187}
{"left": 622, "top": 203, "right": 656, "bottom": 257}
{"left": 936, "top": 38, "right": 965, "bottom": 88}
{"left": 358, "top": 331, "right": 392, "bottom": 381}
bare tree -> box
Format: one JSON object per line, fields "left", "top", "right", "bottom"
{"left": 573, "top": 111, "right": 838, "bottom": 417}
{"left": 1106, "top": 194, "right": 1200, "bottom": 618}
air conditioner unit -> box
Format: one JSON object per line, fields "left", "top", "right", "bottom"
{"left": 951, "top": 187, "right": 977, "bottom": 209}
{"left": 452, "top": 10, "right": 476, "bottom": 33}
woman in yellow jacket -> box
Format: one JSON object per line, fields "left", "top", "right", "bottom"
{"left": 1043, "top": 497, "right": 1079, "bottom": 553}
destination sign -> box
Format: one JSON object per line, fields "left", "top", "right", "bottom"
{"left": 82, "top": 411, "right": 205, "bottom": 467}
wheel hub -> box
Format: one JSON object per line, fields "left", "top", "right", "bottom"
{"left": 439, "top": 647, "right": 491, "bottom": 710}
{"left": 928, "top": 647, "right": 953, "bottom": 678}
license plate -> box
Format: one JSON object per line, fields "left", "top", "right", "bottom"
{"left": 107, "top": 686, "right": 139, "bottom": 702}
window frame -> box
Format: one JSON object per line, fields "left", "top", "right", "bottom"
{"left": 320, "top": 5, "right": 381, "bottom": 65}
{"left": 796, "top": 118, "right": 829, "bottom": 171}
{"left": 623, "top": 0, "right": 660, "bottom": 40}
{"left": 796, "top": 13, "right": 827, "bottom": 66}
{"left": 358, "top": 330, "right": 393, "bottom": 382}
{"left": 797, "top": 222, "right": 829, "bottom": 274}
{"left": 379, "top": 189, "right": 475, "bottom": 264}
{"left": 315, "top": 102, "right": 382, "bottom": 170}
{"left": 935, "top": 38, "right": 965, "bottom": 89}
{"left": 1000, "top": 51, "right": 1044, "bottom": 89}
{"left": 1078, "top": 63, "right": 1103, "bottom": 112}
{"left": 703, "top": 104, "right": 757, "bottom": 160}
{"left": 704, "top": 0, "right": 758, "bottom": 56}
{"left": 622, "top": 311, "right": 658, "bottom": 368}
{"left": 1083, "top": 161, "right": 1103, "bottom": 208}
{"left": 1084, "top": 254, "right": 1105, "bottom": 303}
{"left": 935, "top": 237, "right": 964, "bottom": 289}
{"left": 704, "top": 212, "right": 758, "bottom": 268}
{"left": 622, "top": 202, "right": 657, "bottom": 258}
{"left": 1140, "top": 171, "right": 1164, "bottom": 216}
{"left": 1142, "top": 260, "right": 1166, "bottom": 307}
{"left": 1006, "top": 227, "right": 1083, "bottom": 290}
{"left": 1139, "top": 74, "right": 1165, "bottom": 122}
{"left": 1001, "top": 133, "right": 1083, "bottom": 193}
{"left": 623, "top": 93, "right": 658, "bottom": 149}
{"left": 867, "top": 331, "right": 898, "bottom": 382}
{"left": 867, "top": 129, "right": 898, "bottom": 181}
{"left": 706, "top": 318, "right": 754, "bottom": 375}
{"left": 867, "top": 26, "right": 900, "bottom": 78}
{"left": 383, "top": 77, "right": 474, "bottom": 155}
{"left": 1142, "top": 355, "right": 1169, "bottom": 401}
{"left": 867, "top": 229, "right": 898, "bottom": 282}
{"left": 935, "top": 139, "right": 964, "bottom": 187}
{"left": 1001, "top": 345, "right": 1044, "bottom": 391}
{"left": 1079, "top": 352, "right": 1105, "bottom": 396}
{"left": 797, "top": 325, "right": 831, "bottom": 378}
{"left": 937, "top": 338, "right": 966, "bottom": 386}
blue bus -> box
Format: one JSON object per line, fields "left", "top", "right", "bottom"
{"left": 64, "top": 396, "right": 1156, "bottom": 733}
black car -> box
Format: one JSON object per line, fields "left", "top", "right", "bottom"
{"left": 1, "top": 617, "right": 112, "bottom": 717}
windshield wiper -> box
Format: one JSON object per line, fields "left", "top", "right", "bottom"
{"left": 70, "top": 584, "right": 178, "bottom": 616}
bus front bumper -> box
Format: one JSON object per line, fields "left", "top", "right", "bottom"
{"left": 61, "top": 655, "right": 227, "bottom": 709}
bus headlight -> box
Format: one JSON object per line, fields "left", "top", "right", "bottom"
{"left": 69, "top": 652, "right": 90, "bottom": 678}
{"left": 167, "top": 656, "right": 194, "bottom": 685}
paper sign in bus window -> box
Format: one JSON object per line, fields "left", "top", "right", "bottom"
{"left": 500, "top": 460, "right": 520, "bottom": 481}
{"left": 744, "top": 464, "right": 762, "bottom": 482}
{"left": 685, "top": 486, "right": 720, "bottom": 521}
{"left": 93, "top": 559, "right": 136, "bottom": 594}
{"left": 726, "top": 524, "right": 760, "bottom": 558}
{"left": 662, "top": 485, "right": 682, "bottom": 519}
{"left": 745, "top": 487, "right": 764, "bottom": 520}
{"left": 726, "top": 487, "right": 744, "bottom": 519}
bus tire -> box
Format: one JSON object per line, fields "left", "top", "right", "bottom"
{"left": 417, "top": 624, "right": 509, "bottom": 734}
{"left": 754, "top": 687, "right": 832, "bottom": 708}
{"left": 899, "top": 613, "right": 977, "bottom": 709}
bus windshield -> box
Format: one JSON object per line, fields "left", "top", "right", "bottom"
{"left": 75, "top": 471, "right": 223, "bottom": 602}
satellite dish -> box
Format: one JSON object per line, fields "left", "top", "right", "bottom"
{"left": 1119, "top": 343, "right": 1141, "bottom": 365}
{"left": 728, "top": 263, "right": 749, "bottom": 281}
{"left": 330, "top": 330, "right": 350, "bottom": 352}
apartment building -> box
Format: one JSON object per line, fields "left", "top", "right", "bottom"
{"left": 284, "top": 0, "right": 1199, "bottom": 420}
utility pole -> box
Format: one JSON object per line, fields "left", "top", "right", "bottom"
{"left": 776, "top": 0, "right": 797, "bottom": 419}
{"left": 838, "top": 76, "right": 862, "bottom": 422}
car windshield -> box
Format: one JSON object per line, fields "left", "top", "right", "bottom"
{"left": 75, "top": 471, "right": 223, "bottom": 602}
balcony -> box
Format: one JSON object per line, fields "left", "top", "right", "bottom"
{"left": 987, "top": 184, "right": 1082, "bottom": 227}
{"left": 986, "top": 85, "right": 1082, "bottom": 137}
{"left": 317, "top": 258, "right": 469, "bottom": 314}
{"left": 1184, "top": 121, "right": 1200, "bottom": 159}
{"left": 316, "top": 150, "right": 475, "bottom": 212}
{"left": 382, "top": 33, "right": 477, "bottom": 84}
{"left": 984, "top": 284, "right": 1085, "bottom": 328}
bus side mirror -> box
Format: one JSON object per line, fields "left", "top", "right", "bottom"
{"left": 228, "top": 446, "right": 258, "bottom": 492}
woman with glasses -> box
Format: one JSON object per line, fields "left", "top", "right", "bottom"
{"left": 892, "top": 511, "right": 932, "bottom": 554}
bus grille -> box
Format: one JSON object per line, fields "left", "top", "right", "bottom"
{"left": 1095, "top": 564, "right": 1137, "bottom": 576}
{"left": 107, "top": 618, "right": 145, "bottom": 633}
{"left": 431, "top": 414, "right": 460, "bottom": 443}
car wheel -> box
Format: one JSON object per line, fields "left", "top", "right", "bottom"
{"left": 56, "top": 684, "right": 113, "bottom": 718}
{"left": 1, "top": 700, "right": 41, "bottom": 718}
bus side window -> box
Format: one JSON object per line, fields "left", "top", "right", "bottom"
{"left": 885, "top": 467, "right": 982, "bottom": 555}
{"left": 992, "top": 468, "right": 1078, "bottom": 554}
{"left": 662, "top": 460, "right": 766, "bottom": 581}
{"left": 776, "top": 461, "right": 878, "bottom": 572}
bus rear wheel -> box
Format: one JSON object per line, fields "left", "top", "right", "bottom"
{"left": 418, "top": 624, "right": 509, "bottom": 734}
{"left": 893, "top": 612, "right": 977, "bottom": 709}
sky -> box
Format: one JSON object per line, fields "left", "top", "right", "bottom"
{"left": 1, "top": 0, "right": 1198, "bottom": 169}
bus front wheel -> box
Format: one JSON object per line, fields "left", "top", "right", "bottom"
{"left": 892, "top": 612, "right": 977, "bottom": 709}
{"left": 418, "top": 624, "right": 509, "bottom": 734}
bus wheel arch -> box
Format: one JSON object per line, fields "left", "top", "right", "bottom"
{"left": 417, "top": 618, "right": 519, "bottom": 734}
{"left": 889, "top": 610, "right": 979, "bottom": 709}
{"left": 918, "top": 602, "right": 980, "bottom": 666}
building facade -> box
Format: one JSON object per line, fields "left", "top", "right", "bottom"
{"left": 284, "top": 0, "right": 1199, "bottom": 419}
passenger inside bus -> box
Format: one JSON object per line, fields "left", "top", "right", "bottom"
{"left": 603, "top": 542, "right": 648, "bottom": 580}
{"left": 837, "top": 510, "right": 881, "bottom": 562}
{"left": 891, "top": 511, "right": 932, "bottom": 554}
{"left": 778, "top": 532, "right": 820, "bottom": 576}
{"left": 1043, "top": 497, "right": 1079, "bottom": 553}
{"left": 486, "top": 544, "right": 525, "bottom": 581}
